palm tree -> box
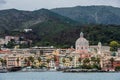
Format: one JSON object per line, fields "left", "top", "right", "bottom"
{"left": 110, "top": 57, "right": 114, "bottom": 68}
{"left": 0, "top": 58, "right": 3, "bottom": 67}
{"left": 96, "top": 58, "right": 100, "bottom": 64}
{"left": 53, "top": 55, "right": 57, "bottom": 62}
{"left": 0, "top": 58, "right": 7, "bottom": 67}
{"left": 3, "top": 60, "right": 7, "bottom": 67}
{"left": 47, "top": 59, "right": 51, "bottom": 63}
{"left": 83, "top": 58, "right": 90, "bottom": 65}
{"left": 78, "top": 57, "right": 82, "bottom": 66}
{"left": 16, "top": 58, "right": 20, "bottom": 67}
{"left": 47, "top": 59, "right": 51, "bottom": 68}
{"left": 62, "top": 58, "right": 66, "bottom": 64}
{"left": 24, "top": 58, "right": 28, "bottom": 66}
{"left": 69, "top": 57, "right": 73, "bottom": 62}
{"left": 38, "top": 57, "right": 41, "bottom": 64}
{"left": 91, "top": 57, "right": 96, "bottom": 62}
{"left": 28, "top": 56, "right": 34, "bottom": 66}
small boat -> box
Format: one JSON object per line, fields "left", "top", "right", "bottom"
{"left": 0, "top": 68, "right": 8, "bottom": 73}
{"left": 48, "top": 67, "right": 57, "bottom": 72}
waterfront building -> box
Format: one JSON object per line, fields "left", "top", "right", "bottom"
{"left": 6, "top": 54, "right": 21, "bottom": 68}
{"left": 75, "top": 32, "right": 89, "bottom": 53}
{"left": 49, "top": 60, "right": 56, "bottom": 69}
{"left": 113, "top": 58, "right": 120, "bottom": 69}
{"left": 5, "top": 36, "right": 19, "bottom": 44}
{"left": 31, "top": 46, "right": 56, "bottom": 54}
{"left": 117, "top": 48, "right": 120, "bottom": 57}
{"left": 0, "top": 50, "right": 11, "bottom": 54}
{"left": 0, "top": 38, "right": 5, "bottom": 45}
{"left": 0, "top": 31, "right": 119, "bottom": 70}
{"left": 24, "top": 29, "right": 32, "bottom": 32}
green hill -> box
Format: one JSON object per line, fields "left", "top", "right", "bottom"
{"left": 0, "top": 6, "right": 120, "bottom": 48}
{"left": 0, "top": 8, "right": 77, "bottom": 34}
{"left": 52, "top": 6, "right": 120, "bottom": 25}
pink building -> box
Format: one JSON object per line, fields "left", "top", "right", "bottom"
{"left": 6, "top": 54, "right": 21, "bottom": 68}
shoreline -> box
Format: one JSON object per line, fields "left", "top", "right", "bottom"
{"left": 63, "top": 69, "right": 120, "bottom": 73}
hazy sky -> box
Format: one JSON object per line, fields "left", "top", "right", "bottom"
{"left": 0, "top": 0, "right": 120, "bottom": 10}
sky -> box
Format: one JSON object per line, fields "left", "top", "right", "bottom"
{"left": 0, "top": 0, "right": 120, "bottom": 10}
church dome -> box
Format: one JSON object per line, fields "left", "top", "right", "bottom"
{"left": 75, "top": 32, "right": 89, "bottom": 53}
{"left": 76, "top": 32, "right": 89, "bottom": 46}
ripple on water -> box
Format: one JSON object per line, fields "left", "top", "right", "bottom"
{"left": 0, "top": 72, "right": 120, "bottom": 80}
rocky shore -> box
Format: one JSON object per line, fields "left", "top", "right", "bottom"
{"left": 63, "top": 69, "right": 117, "bottom": 73}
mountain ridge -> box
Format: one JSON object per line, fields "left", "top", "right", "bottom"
{"left": 52, "top": 5, "right": 120, "bottom": 25}
{"left": 0, "top": 6, "right": 120, "bottom": 47}
{"left": 0, "top": 8, "right": 77, "bottom": 33}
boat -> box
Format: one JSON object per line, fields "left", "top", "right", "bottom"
{"left": 48, "top": 67, "right": 57, "bottom": 72}
{"left": 20, "top": 66, "right": 47, "bottom": 72}
{"left": 0, "top": 68, "right": 8, "bottom": 73}
{"left": 8, "top": 67, "right": 22, "bottom": 72}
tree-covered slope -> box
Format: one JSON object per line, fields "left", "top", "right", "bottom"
{"left": 52, "top": 6, "right": 120, "bottom": 25}
{"left": 0, "top": 8, "right": 77, "bottom": 34}
{"left": 0, "top": 7, "right": 120, "bottom": 48}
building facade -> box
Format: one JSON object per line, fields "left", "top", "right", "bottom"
{"left": 75, "top": 32, "right": 89, "bottom": 53}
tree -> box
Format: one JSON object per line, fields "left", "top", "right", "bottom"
{"left": 38, "top": 57, "right": 41, "bottom": 63}
{"left": 115, "top": 66, "right": 120, "bottom": 71}
{"left": 24, "top": 58, "right": 28, "bottom": 66}
{"left": 47, "top": 59, "right": 51, "bottom": 63}
{"left": 16, "top": 58, "right": 20, "bottom": 67}
{"left": 83, "top": 58, "right": 90, "bottom": 65}
{"left": 91, "top": 57, "right": 96, "bottom": 62}
{"left": 0, "top": 58, "right": 3, "bottom": 67}
{"left": 6, "top": 41, "right": 15, "bottom": 48}
{"left": 91, "top": 57, "right": 101, "bottom": 69}
{"left": 53, "top": 55, "right": 57, "bottom": 62}
{"left": 92, "top": 63, "right": 101, "bottom": 70}
{"left": 28, "top": 56, "right": 34, "bottom": 66}
{"left": 96, "top": 57, "right": 100, "bottom": 64}
{"left": 62, "top": 58, "right": 66, "bottom": 63}
{"left": 47, "top": 59, "right": 51, "bottom": 68}
{"left": 110, "top": 57, "right": 114, "bottom": 68}
{"left": 69, "top": 57, "right": 73, "bottom": 62}
{"left": 78, "top": 57, "right": 82, "bottom": 66}
{"left": 0, "top": 58, "right": 7, "bottom": 67}
{"left": 110, "top": 41, "right": 119, "bottom": 51}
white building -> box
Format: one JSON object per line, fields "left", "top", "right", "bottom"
{"left": 24, "top": 29, "right": 32, "bottom": 32}
{"left": 117, "top": 48, "right": 120, "bottom": 57}
{"left": 75, "top": 32, "right": 89, "bottom": 53}
{"left": 0, "top": 38, "right": 5, "bottom": 45}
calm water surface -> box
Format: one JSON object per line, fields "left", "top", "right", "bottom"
{"left": 0, "top": 72, "right": 120, "bottom": 80}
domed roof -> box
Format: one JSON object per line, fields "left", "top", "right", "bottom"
{"left": 76, "top": 32, "right": 89, "bottom": 46}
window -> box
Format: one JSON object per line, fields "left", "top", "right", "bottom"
{"left": 81, "top": 47, "right": 83, "bottom": 49}
{"left": 77, "top": 47, "right": 79, "bottom": 50}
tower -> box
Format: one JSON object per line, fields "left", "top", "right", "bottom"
{"left": 97, "top": 42, "right": 102, "bottom": 54}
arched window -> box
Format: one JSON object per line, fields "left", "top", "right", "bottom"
{"left": 81, "top": 47, "right": 83, "bottom": 49}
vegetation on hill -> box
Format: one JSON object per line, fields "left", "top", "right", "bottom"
{"left": 6, "top": 24, "right": 120, "bottom": 48}
{"left": 0, "top": 6, "right": 120, "bottom": 48}
{"left": 52, "top": 6, "right": 120, "bottom": 25}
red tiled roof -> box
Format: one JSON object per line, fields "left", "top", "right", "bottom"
{"left": 0, "top": 50, "right": 10, "bottom": 53}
